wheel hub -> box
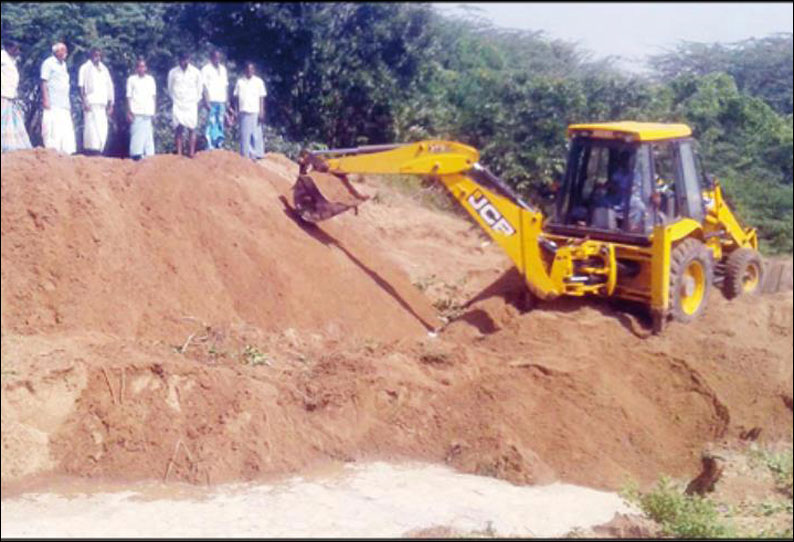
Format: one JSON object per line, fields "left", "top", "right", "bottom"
{"left": 742, "top": 263, "right": 759, "bottom": 292}
{"left": 680, "top": 260, "right": 706, "bottom": 316}
{"left": 682, "top": 276, "right": 696, "bottom": 297}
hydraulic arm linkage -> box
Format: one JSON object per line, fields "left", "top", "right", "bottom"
{"left": 292, "top": 140, "right": 619, "bottom": 302}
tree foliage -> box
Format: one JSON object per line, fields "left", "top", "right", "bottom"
{"left": 184, "top": 2, "right": 440, "bottom": 147}
{"left": 649, "top": 34, "right": 793, "bottom": 115}
{"left": 1, "top": 3, "right": 204, "bottom": 155}
{"left": 1, "top": 3, "right": 791, "bottom": 252}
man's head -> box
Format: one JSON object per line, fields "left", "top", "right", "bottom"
{"left": 90, "top": 48, "right": 102, "bottom": 66}
{"left": 210, "top": 50, "right": 221, "bottom": 67}
{"left": 609, "top": 150, "right": 633, "bottom": 194}
{"left": 179, "top": 52, "right": 190, "bottom": 70}
{"left": 244, "top": 61, "right": 255, "bottom": 78}
{"left": 135, "top": 57, "right": 147, "bottom": 76}
{"left": 52, "top": 42, "right": 68, "bottom": 61}
{"left": 617, "top": 150, "right": 632, "bottom": 172}
{"left": 4, "top": 40, "right": 20, "bottom": 58}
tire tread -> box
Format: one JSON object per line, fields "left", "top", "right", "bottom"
{"left": 669, "top": 238, "right": 713, "bottom": 323}
{"left": 724, "top": 248, "right": 762, "bottom": 299}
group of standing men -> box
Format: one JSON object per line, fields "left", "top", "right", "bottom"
{"left": 1, "top": 40, "right": 268, "bottom": 160}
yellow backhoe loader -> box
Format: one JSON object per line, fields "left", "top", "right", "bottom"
{"left": 292, "top": 121, "right": 782, "bottom": 332}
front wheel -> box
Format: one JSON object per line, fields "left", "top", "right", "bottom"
{"left": 670, "top": 238, "right": 714, "bottom": 323}
{"left": 723, "top": 248, "right": 763, "bottom": 299}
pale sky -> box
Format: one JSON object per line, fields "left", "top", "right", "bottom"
{"left": 434, "top": 3, "right": 794, "bottom": 72}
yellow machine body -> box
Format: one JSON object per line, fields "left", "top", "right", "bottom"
{"left": 294, "top": 123, "right": 762, "bottom": 331}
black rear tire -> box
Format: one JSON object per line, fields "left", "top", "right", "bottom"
{"left": 723, "top": 248, "right": 763, "bottom": 299}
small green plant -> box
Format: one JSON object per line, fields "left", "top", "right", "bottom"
{"left": 748, "top": 445, "right": 793, "bottom": 496}
{"left": 767, "top": 453, "right": 793, "bottom": 497}
{"left": 755, "top": 498, "right": 793, "bottom": 517}
{"left": 623, "top": 476, "right": 734, "bottom": 538}
{"left": 242, "top": 345, "right": 271, "bottom": 367}
{"left": 756, "top": 526, "right": 793, "bottom": 538}
{"left": 207, "top": 344, "right": 227, "bottom": 359}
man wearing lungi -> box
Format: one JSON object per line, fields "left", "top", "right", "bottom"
{"left": 40, "top": 42, "right": 76, "bottom": 154}
{"left": 125, "top": 57, "right": 157, "bottom": 160}
{"left": 201, "top": 50, "right": 230, "bottom": 150}
{"left": 1, "top": 40, "right": 32, "bottom": 153}
{"left": 232, "top": 62, "right": 267, "bottom": 160}
{"left": 167, "top": 52, "right": 203, "bottom": 157}
{"left": 78, "top": 48, "right": 115, "bottom": 155}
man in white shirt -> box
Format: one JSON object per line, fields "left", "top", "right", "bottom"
{"left": 201, "top": 50, "right": 230, "bottom": 150}
{"left": 78, "top": 48, "right": 114, "bottom": 155}
{"left": 232, "top": 61, "right": 266, "bottom": 160}
{"left": 1, "top": 40, "right": 32, "bottom": 152}
{"left": 167, "top": 52, "right": 203, "bottom": 157}
{"left": 126, "top": 57, "right": 157, "bottom": 160}
{"left": 40, "top": 42, "right": 76, "bottom": 155}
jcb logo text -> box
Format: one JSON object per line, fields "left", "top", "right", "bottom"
{"left": 467, "top": 191, "right": 516, "bottom": 236}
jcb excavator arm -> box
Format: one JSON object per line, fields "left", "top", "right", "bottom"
{"left": 293, "top": 140, "right": 581, "bottom": 301}
{"left": 289, "top": 129, "right": 790, "bottom": 332}
{"left": 703, "top": 181, "right": 758, "bottom": 254}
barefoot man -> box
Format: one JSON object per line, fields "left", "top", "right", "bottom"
{"left": 167, "top": 52, "right": 202, "bottom": 157}
{"left": 78, "top": 48, "right": 114, "bottom": 155}
{"left": 40, "top": 42, "right": 76, "bottom": 154}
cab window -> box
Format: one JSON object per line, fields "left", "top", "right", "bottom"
{"left": 651, "top": 142, "right": 678, "bottom": 219}
{"left": 557, "top": 137, "right": 642, "bottom": 232}
{"left": 678, "top": 141, "right": 705, "bottom": 222}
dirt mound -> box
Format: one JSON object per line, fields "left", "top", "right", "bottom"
{"left": 439, "top": 279, "right": 792, "bottom": 487}
{"left": 0, "top": 148, "right": 438, "bottom": 344}
{"left": 1, "top": 149, "right": 791, "bottom": 495}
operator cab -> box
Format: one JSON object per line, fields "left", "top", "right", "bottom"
{"left": 548, "top": 122, "right": 710, "bottom": 244}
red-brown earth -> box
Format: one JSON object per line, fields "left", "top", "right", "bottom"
{"left": 2, "top": 148, "right": 791, "bottom": 494}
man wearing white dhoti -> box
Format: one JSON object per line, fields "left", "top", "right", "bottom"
{"left": 167, "top": 52, "right": 202, "bottom": 157}
{"left": 126, "top": 57, "right": 157, "bottom": 160}
{"left": 2, "top": 40, "right": 32, "bottom": 153}
{"left": 78, "top": 48, "right": 115, "bottom": 155}
{"left": 40, "top": 42, "right": 76, "bottom": 155}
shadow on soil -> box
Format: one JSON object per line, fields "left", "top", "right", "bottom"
{"left": 457, "top": 268, "right": 654, "bottom": 338}
{"left": 279, "top": 196, "right": 437, "bottom": 332}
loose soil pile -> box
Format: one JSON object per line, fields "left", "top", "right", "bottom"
{"left": 1, "top": 148, "right": 791, "bottom": 494}
{"left": 0, "top": 149, "right": 437, "bottom": 343}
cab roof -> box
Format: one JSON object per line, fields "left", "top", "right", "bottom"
{"left": 567, "top": 121, "right": 692, "bottom": 142}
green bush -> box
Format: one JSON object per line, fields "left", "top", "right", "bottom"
{"left": 2, "top": 4, "right": 790, "bottom": 252}
{"left": 749, "top": 446, "right": 794, "bottom": 497}
{"left": 624, "top": 477, "right": 734, "bottom": 538}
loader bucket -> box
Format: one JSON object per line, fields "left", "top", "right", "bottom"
{"left": 293, "top": 173, "right": 358, "bottom": 223}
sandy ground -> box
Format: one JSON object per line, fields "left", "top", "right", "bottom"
{"left": 0, "top": 461, "right": 635, "bottom": 538}
{"left": 1, "top": 149, "right": 791, "bottom": 537}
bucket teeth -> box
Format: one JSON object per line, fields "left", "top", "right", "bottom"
{"left": 293, "top": 174, "right": 357, "bottom": 223}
